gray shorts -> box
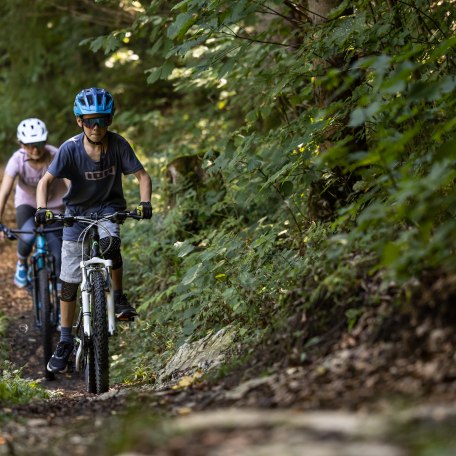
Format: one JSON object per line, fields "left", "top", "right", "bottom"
{"left": 60, "top": 220, "right": 120, "bottom": 283}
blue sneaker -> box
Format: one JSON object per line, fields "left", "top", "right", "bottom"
{"left": 14, "top": 261, "right": 29, "bottom": 288}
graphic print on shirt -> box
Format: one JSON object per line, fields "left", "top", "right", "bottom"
{"left": 22, "top": 173, "right": 43, "bottom": 187}
{"left": 85, "top": 166, "right": 116, "bottom": 181}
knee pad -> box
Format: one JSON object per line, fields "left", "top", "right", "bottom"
{"left": 99, "top": 236, "right": 123, "bottom": 269}
{"left": 61, "top": 281, "right": 79, "bottom": 302}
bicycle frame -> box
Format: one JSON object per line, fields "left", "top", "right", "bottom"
{"left": 52, "top": 211, "right": 141, "bottom": 393}
{"left": 0, "top": 224, "right": 60, "bottom": 326}
{"left": 0, "top": 222, "right": 61, "bottom": 380}
{"left": 31, "top": 231, "right": 59, "bottom": 328}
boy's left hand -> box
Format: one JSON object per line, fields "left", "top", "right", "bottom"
{"left": 134, "top": 202, "right": 152, "bottom": 219}
{"left": 35, "top": 207, "right": 54, "bottom": 225}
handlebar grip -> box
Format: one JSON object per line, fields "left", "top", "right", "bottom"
{"left": 50, "top": 214, "right": 74, "bottom": 227}
{"left": 113, "top": 211, "right": 143, "bottom": 221}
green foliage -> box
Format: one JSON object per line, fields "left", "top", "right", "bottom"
{"left": 0, "top": 364, "right": 49, "bottom": 407}
{"left": 1, "top": 0, "right": 455, "bottom": 381}
{"left": 101, "top": 0, "right": 456, "bottom": 380}
{"left": 0, "top": 0, "right": 170, "bottom": 159}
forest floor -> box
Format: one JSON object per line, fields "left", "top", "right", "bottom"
{"left": 1, "top": 204, "right": 456, "bottom": 454}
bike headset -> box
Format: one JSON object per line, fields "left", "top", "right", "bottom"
{"left": 73, "top": 88, "right": 115, "bottom": 158}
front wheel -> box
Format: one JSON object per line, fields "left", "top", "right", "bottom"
{"left": 91, "top": 270, "right": 109, "bottom": 393}
{"left": 37, "top": 268, "right": 55, "bottom": 380}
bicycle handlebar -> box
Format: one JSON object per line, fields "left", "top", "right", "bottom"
{"left": 0, "top": 211, "right": 140, "bottom": 239}
{"left": 51, "top": 211, "right": 143, "bottom": 225}
{"left": 0, "top": 223, "right": 62, "bottom": 240}
{"left": 0, "top": 223, "right": 18, "bottom": 240}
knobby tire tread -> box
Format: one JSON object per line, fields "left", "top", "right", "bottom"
{"left": 91, "top": 270, "right": 109, "bottom": 393}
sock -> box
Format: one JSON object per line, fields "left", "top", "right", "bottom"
{"left": 114, "top": 289, "right": 123, "bottom": 302}
{"left": 60, "top": 327, "right": 74, "bottom": 344}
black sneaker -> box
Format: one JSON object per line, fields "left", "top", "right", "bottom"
{"left": 115, "top": 293, "right": 138, "bottom": 320}
{"left": 47, "top": 341, "right": 74, "bottom": 373}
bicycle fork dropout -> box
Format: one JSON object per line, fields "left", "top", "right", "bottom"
{"left": 74, "top": 257, "right": 115, "bottom": 373}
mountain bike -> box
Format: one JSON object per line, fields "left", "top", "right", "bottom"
{"left": 51, "top": 211, "right": 142, "bottom": 394}
{"left": 0, "top": 223, "right": 62, "bottom": 380}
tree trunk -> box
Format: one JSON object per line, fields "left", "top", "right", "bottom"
{"left": 307, "top": 0, "right": 341, "bottom": 24}
{"left": 301, "top": 1, "right": 367, "bottom": 220}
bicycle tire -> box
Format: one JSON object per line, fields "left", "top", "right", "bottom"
{"left": 31, "top": 264, "right": 41, "bottom": 328}
{"left": 47, "top": 255, "right": 60, "bottom": 329}
{"left": 38, "top": 268, "right": 55, "bottom": 380}
{"left": 91, "top": 270, "right": 110, "bottom": 393}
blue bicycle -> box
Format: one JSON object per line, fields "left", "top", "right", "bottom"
{"left": 0, "top": 223, "right": 62, "bottom": 380}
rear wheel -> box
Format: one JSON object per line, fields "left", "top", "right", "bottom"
{"left": 91, "top": 270, "right": 109, "bottom": 393}
{"left": 38, "top": 268, "right": 55, "bottom": 380}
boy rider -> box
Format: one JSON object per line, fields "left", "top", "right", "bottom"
{"left": 36, "top": 87, "right": 152, "bottom": 373}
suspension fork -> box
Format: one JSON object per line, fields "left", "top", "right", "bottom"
{"left": 80, "top": 258, "right": 115, "bottom": 336}
{"left": 91, "top": 227, "right": 115, "bottom": 334}
{"left": 74, "top": 306, "right": 83, "bottom": 372}
{"left": 31, "top": 234, "right": 47, "bottom": 280}
{"left": 80, "top": 262, "right": 92, "bottom": 338}
{"left": 30, "top": 235, "right": 48, "bottom": 324}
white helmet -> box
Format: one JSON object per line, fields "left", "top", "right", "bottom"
{"left": 17, "top": 118, "right": 48, "bottom": 144}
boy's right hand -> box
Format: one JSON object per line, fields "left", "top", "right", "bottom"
{"left": 35, "top": 208, "right": 54, "bottom": 225}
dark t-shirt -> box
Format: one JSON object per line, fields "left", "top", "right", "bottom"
{"left": 48, "top": 131, "right": 143, "bottom": 240}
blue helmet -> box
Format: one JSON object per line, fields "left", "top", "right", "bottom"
{"left": 73, "top": 87, "right": 115, "bottom": 117}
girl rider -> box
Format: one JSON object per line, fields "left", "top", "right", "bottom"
{"left": 0, "top": 118, "right": 66, "bottom": 288}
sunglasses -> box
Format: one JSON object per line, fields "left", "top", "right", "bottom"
{"left": 81, "top": 116, "right": 112, "bottom": 129}
{"left": 24, "top": 141, "right": 46, "bottom": 149}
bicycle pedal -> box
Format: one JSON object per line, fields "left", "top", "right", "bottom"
{"left": 116, "top": 315, "right": 136, "bottom": 322}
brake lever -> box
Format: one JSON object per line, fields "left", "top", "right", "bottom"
{"left": 0, "top": 225, "right": 17, "bottom": 240}
{"left": 111, "top": 213, "right": 128, "bottom": 224}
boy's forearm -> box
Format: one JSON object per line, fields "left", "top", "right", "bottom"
{"left": 139, "top": 173, "right": 152, "bottom": 202}
{"left": 36, "top": 179, "right": 49, "bottom": 208}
